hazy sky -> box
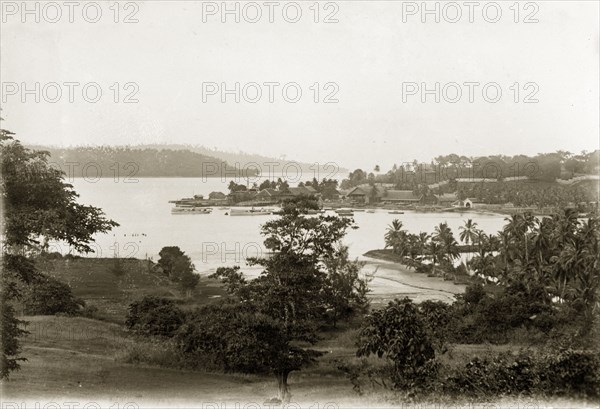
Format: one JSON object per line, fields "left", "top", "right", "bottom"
{"left": 1, "top": 1, "right": 598, "bottom": 170}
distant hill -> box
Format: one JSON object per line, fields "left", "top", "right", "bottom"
{"left": 27, "top": 144, "right": 346, "bottom": 180}
{"left": 133, "top": 143, "right": 347, "bottom": 179}
{"left": 27, "top": 145, "right": 258, "bottom": 178}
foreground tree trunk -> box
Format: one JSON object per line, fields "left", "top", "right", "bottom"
{"left": 277, "top": 370, "right": 291, "bottom": 403}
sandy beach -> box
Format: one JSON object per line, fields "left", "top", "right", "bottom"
{"left": 361, "top": 258, "right": 466, "bottom": 305}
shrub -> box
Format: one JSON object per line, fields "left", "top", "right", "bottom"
{"left": 418, "top": 300, "right": 454, "bottom": 353}
{"left": 445, "top": 351, "right": 539, "bottom": 396}
{"left": 543, "top": 349, "right": 600, "bottom": 397}
{"left": 462, "top": 283, "right": 486, "bottom": 306}
{"left": 63, "top": 254, "right": 82, "bottom": 260}
{"left": 415, "top": 263, "right": 432, "bottom": 275}
{"left": 445, "top": 348, "right": 600, "bottom": 398}
{"left": 23, "top": 275, "right": 84, "bottom": 315}
{"left": 357, "top": 298, "right": 437, "bottom": 391}
{"left": 125, "top": 296, "right": 185, "bottom": 338}
{"left": 174, "top": 302, "right": 302, "bottom": 374}
{"left": 451, "top": 283, "right": 572, "bottom": 344}
{"left": 80, "top": 304, "right": 100, "bottom": 319}
{"left": 40, "top": 251, "right": 63, "bottom": 260}
{"left": 1, "top": 303, "right": 28, "bottom": 378}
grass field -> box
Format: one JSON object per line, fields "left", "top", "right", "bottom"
{"left": 2, "top": 316, "right": 384, "bottom": 408}
{"left": 32, "top": 257, "right": 228, "bottom": 322}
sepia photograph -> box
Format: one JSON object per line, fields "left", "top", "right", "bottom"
{"left": 1, "top": 1, "right": 599, "bottom": 408}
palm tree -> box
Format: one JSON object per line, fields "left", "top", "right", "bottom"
{"left": 503, "top": 213, "right": 534, "bottom": 263}
{"left": 433, "top": 222, "right": 459, "bottom": 261}
{"left": 530, "top": 217, "right": 554, "bottom": 277}
{"left": 416, "top": 232, "right": 431, "bottom": 260}
{"left": 459, "top": 219, "right": 478, "bottom": 268}
{"left": 497, "top": 229, "right": 512, "bottom": 266}
{"left": 459, "top": 219, "right": 478, "bottom": 246}
{"left": 555, "top": 207, "right": 580, "bottom": 245}
{"left": 427, "top": 241, "right": 443, "bottom": 275}
{"left": 384, "top": 219, "right": 405, "bottom": 256}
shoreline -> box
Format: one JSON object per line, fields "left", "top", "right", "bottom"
{"left": 361, "top": 249, "right": 472, "bottom": 304}
{"left": 361, "top": 257, "right": 466, "bottom": 305}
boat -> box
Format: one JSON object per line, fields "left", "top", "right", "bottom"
{"left": 171, "top": 207, "right": 213, "bottom": 215}
{"left": 388, "top": 211, "right": 404, "bottom": 215}
{"left": 352, "top": 209, "right": 365, "bottom": 212}
{"left": 229, "top": 208, "right": 272, "bottom": 216}
{"left": 366, "top": 209, "right": 375, "bottom": 213}
{"left": 335, "top": 209, "right": 354, "bottom": 217}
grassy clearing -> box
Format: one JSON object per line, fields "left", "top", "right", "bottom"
{"left": 3, "top": 316, "right": 385, "bottom": 407}
{"left": 32, "top": 258, "right": 227, "bottom": 322}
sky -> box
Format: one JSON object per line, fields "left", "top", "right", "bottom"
{"left": 1, "top": 0, "right": 599, "bottom": 170}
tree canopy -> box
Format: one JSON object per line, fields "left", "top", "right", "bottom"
{"left": 1, "top": 121, "right": 118, "bottom": 378}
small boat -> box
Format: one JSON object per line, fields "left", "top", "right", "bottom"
{"left": 352, "top": 209, "right": 365, "bottom": 212}
{"left": 335, "top": 209, "right": 354, "bottom": 217}
{"left": 171, "top": 207, "right": 212, "bottom": 215}
{"left": 229, "top": 208, "right": 272, "bottom": 216}
{"left": 388, "top": 211, "right": 404, "bottom": 215}
{"left": 366, "top": 209, "right": 375, "bottom": 213}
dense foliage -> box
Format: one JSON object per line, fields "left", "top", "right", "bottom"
{"left": 28, "top": 145, "right": 254, "bottom": 178}
{"left": 444, "top": 349, "right": 600, "bottom": 398}
{"left": 342, "top": 151, "right": 599, "bottom": 190}
{"left": 353, "top": 208, "right": 600, "bottom": 399}
{"left": 23, "top": 274, "right": 85, "bottom": 316}
{"left": 340, "top": 151, "right": 598, "bottom": 210}
{"left": 357, "top": 298, "right": 437, "bottom": 390}
{"left": 157, "top": 246, "right": 199, "bottom": 296}
{"left": 384, "top": 210, "right": 599, "bottom": 335}
{"left": 126, "top": 296, "right": 186, "bottom": 338}
{"left": 348, "top": 295, "right": 600, "bottom": 399}
{"left": 1, "top": 123, "right": 117, "bottom": 378}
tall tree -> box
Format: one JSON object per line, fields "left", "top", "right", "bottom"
{"left": 459, "top": 219, "right": 479, "bottom": 268}
{"left": 211, "top": 198, "right": 367, "bottom": 401}
{"left": 384, "top": 219, "right": 406, "bottom": 256}
{"left": 1, "top": 122, "right": 117, "bottom": 378}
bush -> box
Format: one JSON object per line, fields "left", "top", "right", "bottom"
{"left": 80, "top": 304, "right": 100, "bottom": 319}
{"left": 40, "top": 251, "right": 63, "bottom": 260}
{"left": 125, "top": 296, "right": 185, "bottom": 338}
{"left": 415, "top": 263, "right": 432, "bottom": 275}
{"left": 63, "top": 254, "right": 82, "bottom": 260}
{"left": 445, "top": 348, "right": 600, "bottom": 398}
{"left": 418, "top": 300, "right": 454, "bottom": 353}
{"left": 357, "top": 298, "right": 437, "bottom": 391}
{"left": 462, "top": 283, "right": 486, "bottom": 306}
{"left": 451, "top": 283, "right": 571, "bottom": 344}
{"left": 544, "top": 349, "right": 600, "bottom": 397}
{"left": 445, "top": 351, "right": 539, "bottom": 396}
{"left": 174, "top": 302, "right": 298, "bottom": 374}
{"left": 23, "top": 275, "right": 84, "bottom": 315}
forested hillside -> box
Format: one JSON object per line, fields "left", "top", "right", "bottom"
{"left": 27, "top": 146, "right": 257, "bottom": 178}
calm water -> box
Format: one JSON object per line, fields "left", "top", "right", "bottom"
{"left": 61, "top": 178, "right": 507, "bottom": 276}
